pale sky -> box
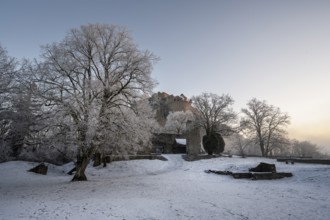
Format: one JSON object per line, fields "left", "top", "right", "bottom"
{"left": 1, "top": 0, "right": 330, "bottom": 152}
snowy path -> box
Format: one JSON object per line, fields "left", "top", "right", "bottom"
{"left": 0, "top": 156, "right": 329, "bottom": 220}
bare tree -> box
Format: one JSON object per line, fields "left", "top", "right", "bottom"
{"left": 33, "top": 24, "right": 157, "bottom": 181}
{"left": 266, "top": 132, "right": 291, "bottom": 156}
{"left": 241, "top": 98, "right": 290, "bottom": 157}
{"left": 191, "top": 93, "right": 237, "bottom": 154}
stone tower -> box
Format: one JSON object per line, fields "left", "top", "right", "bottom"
{"left": 149, "top": 92, "right": 203, "bottom": 155}
{"left": 149, "top": 92, "right": 196, "bottom": 127}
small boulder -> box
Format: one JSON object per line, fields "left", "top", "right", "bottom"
{"left": 28, "top": 163, "right": 48, "bottom": 175}
{"left": 249, "top": 162, "right": 276, "bottom": 173}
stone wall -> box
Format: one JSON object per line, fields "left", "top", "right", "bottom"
{"left": 149, "top": 92, "right": 203, "bottom": 155}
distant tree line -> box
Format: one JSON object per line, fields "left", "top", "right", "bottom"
{"left": 190, "top": 93, "right": 327, "bottom": 158}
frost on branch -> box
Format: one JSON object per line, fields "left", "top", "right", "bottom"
{"left": 163, "top": 111, "right": 194, "bottom": 134}
{"left": 31, "top": 24, "right": 157, "bottom": 180}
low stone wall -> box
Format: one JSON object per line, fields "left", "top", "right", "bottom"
{"left": 182, "top": 154, "right": 221, "bottom": 161}
{"left": 105, "top": 154, "right": 168, "bottom": 163}
{"left": 277, "top": 158, "right": 330, "bottom": 165}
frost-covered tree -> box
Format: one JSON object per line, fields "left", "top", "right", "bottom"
{"left": 0, "top": 44, "right": 17, "bottom": 103}
{"left": 241, "top": 98, "right": 290, "bottom": 157}
{"left": 33, "top": 24, "right": 157, "bottom": 181}
{"left": 0, "top": 44, "right": 18, "bottom": 160}
{"left": 0, "top": 46, "right": 64, "bottom": 162}
{"left": 6, "top": 91, "right": 34, "bottom": 156}
{"left": 232, "top": 132, "right": 253, "bottom": 158}
{"left": 191, "top": 93, "right": 237, "bottom": 155}
{"left": 0, "top": 44, "right": 17, "bottom": 131}
{"left": 102, "top": 99, "right": 158, "bottom": 158}
{"left": 291, "top": 140, "right": 324, "bottom": 158}
{"left": 163, "top": 111, "right": 194, "bottom": 134}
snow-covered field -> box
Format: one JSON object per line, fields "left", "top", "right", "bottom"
{"left": 0, "top": 155, "right": 329, "bottom": 220}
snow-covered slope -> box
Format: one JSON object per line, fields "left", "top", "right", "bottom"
{"left": 0, "top": 155, "right": 329, "bottom": 220}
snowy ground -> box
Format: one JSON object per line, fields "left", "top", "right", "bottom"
{"left": 0, "top": 155, "right": 329, "bottom": 220}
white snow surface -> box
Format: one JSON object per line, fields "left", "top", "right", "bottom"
{"left": 0, "top": 155, "right": 329, "bottom": 220}
{"left": 175, "top": 138, "right": 186, "bottom": 145}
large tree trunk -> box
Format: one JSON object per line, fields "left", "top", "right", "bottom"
{"left": 72, "top": 156, "right": 89, "bottom": 181}
{"left": 260, "top": 141, "right": 266, "bottom": 157}
{"left": 71, "top": 124, "right": 93, "bottom": 181}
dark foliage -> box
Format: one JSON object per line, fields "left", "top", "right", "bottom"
{"left": 202, "top": 133, "right": 225, "bottom": 155}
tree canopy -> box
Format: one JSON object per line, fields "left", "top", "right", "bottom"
{"left": 191, "top": 93, "right": 237, "bottom": 154}
{"left": 32, "top": 24, "right": 157, "bottom": 180}
{"left": 241, "top": 98, "right": 290, "bottom": 157}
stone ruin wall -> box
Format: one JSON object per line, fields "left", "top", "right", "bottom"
{"left": 150, "top": 92, "right": 203, "bottom": 155}
{"left": 149, "top": 92, "right": 196, "bottom": 126}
